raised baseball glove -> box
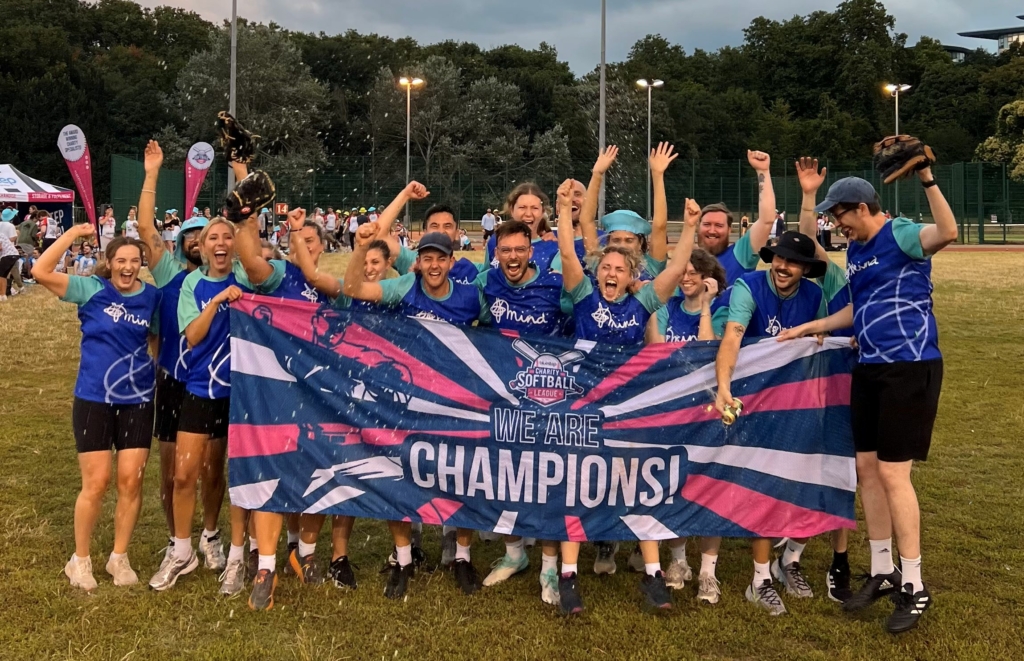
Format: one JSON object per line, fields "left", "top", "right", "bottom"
{"left": 224, "top": 170, "right": 275, "bottom": 223}
{"left": 873, "top": 135, "right": 935, "bottom": 184}
{"left": 216, "top": 111, "right": 260, "bottom": 164}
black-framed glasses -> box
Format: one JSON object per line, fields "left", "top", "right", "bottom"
{"left": 829, "top": 207, "right": 854, "bottom": 224}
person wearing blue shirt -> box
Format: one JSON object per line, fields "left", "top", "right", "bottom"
{"left": 32, "top": 222, "right": 160, "bottom": 592}
{"left": 343, "top": 226, "right": 485, "bottom": 600}
{"left": 555, "top": 179, "right": 699, "bottom": 616}
{"left": 780, "top": 166, "right": 959, "bottom": 634}
{"left": 481, "top": 183, "right": 560, "bottom": 270}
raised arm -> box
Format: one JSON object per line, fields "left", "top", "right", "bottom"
{"left": 579, "top": 146, "right": 617, "bottom": 254}
{"left": 374, "top": 181, "right": 429, "bottom": 241}
{"left": 795, "top": 157, "right": 830, "bottom": 261}
{"left": 651, "top": 198, "right": 699, "bottom": 303}
{"left": 341, "top": 223, "right": 385, "bottom": 302}
{"left": 916, "top": 167, "right": 958, "bottom": 255}
{"left": 556, "top": 179, "right": 584, "bottom": 292}
{"left": 287, "top": 208, "right": 342, "bottom": 298}
{"left": 233, "top": 214, "right": 274, "bottom": 286}
{"left": 714, "top": 321, "right": 744, "bottom": 414}
{"left": 31, "top": 223, "right": 94, "bottom": 297}
{"left": 137, "top": 140, "right": 166, "bottom": 263}
{"left": 745, "top": 150, "right": 775, "bottom": 254}
{"left": 648, "top": 142, "right": 678, "bottom": 262}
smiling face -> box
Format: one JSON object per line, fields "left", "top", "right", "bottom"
{"left": 829, "top": 203, "right": 876, "bottom": 242}
{"left": 416, "top": 248, "right": 453, "bottom": 291}
{"left": 364, "top": 247, "right": 388, "bottom": 282}
{"left": 570, "top": 180, "right": 586, "bottom": 224}
{"left": 182, "top": 229, "right": 202, "bottom": 266}
{"left": 82, "top": 244, "right": 92, "bottom": 256}
{"left": 109, "top": 244, "right": 143, "bottom": 292}
{"left": 202, "top": 223, "right": 235, "bottom": 275}
{"left": 512, "top": 194, "right": 545, "bottom": 234}
{"left": 770, "top": 256, "right": 807, "bottom": 296}
{"left": 698, "top": 211, "right": 730, "bottom": 255}
{"left": 297, "top": 226, "right": 324, "bottom": 264}
{"left": 596, "top": 251, "right": 632, "bottom": 302}
{"left": 425, "top": 211, "right": 459, "bottom": 245}
{"left": 679, "top": 262, "right": 704, "bottom": 298}
{"left": 495, "top": 231, "right": 533, "bottom": 285}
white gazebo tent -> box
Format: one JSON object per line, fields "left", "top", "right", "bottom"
{"left": 0, "top": 164, "right": 75, "bottom": 203}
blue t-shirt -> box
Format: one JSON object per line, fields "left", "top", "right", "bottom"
{"left": 656, "top": 295, "right": 728, "bottom": 342}
{"left": 566, "top": 277, "right": 663, "bottom": 346}
{"left": 485, "top": 236, "right": 560, "bottom": 272}
{"left": 846, "top": 218, "right": 940, "bottom": 364}
{"left": 378, "top": 272, "right": 485, "bottom": 326}
{"left": 261, "top": 260, "right": 330, "bottom": 305}
{"left": 726, "top": 270, "right": 827, "bottom": 339}
{"left": 475, "top": 266, "right": 573, "bottom": 337}
{"left": 62, "top": 276, "right": 161, "bottom": 404}
{"left": 714, "top": 232, "right": 759, "bottom": 285}
{"left": 149, "top": 252, "right": 191, "bottom": 380}
{"left": 394, "top": 246, "right": 484, "bottom": 285}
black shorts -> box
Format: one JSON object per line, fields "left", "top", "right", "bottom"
{"left": 0, "top": 255, "right": 18, "bottom": 279}
{"left": 177, "top": 392, "right": 230, "bottom": 438}
{"left": 72, "top": 397, "right": 154, "bottom": 454}
{"left": 153, "top": 369, "right": 186, "bottom": 443}
{"left": 851, "top": 359, "right": 943, "bottom": 463}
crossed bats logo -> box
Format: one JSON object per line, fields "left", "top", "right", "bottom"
{"left": 509, "top": 339, "right": 585, "bottom": 406}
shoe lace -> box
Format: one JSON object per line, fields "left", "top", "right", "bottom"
{"left": 890, "top": 587, "right": 913, "bottom": 609}
{"left": 542, "top": 570, "right": 559, "bottom": 590}
{"left": 219, "top": 559, "right": 243, "bottom": 583}
{"left": 786, "top": 563, "right": 812, "bottom": 592}
{"left": 699, "top": 575, "right": 721, "bottom": 594}
{"left": 757, "top": 582, "right": 783, "bottom": 607}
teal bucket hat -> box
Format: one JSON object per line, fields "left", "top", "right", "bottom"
{"left": 174, "top": 216, "right": 209, "bottom": 263}
{"left": 601, "top": 209, "right": 651, "bottom": 236}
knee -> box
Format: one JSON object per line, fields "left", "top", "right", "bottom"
{"left": 855, "top": 454, "right": 881, "bottom": 486}
{"left": 172, "top": 467, "right": 198, "bottom": 493}
{"left": 81, "top": 472, "right": 111, "bottom": 500}
{"left": 117, "top": 473, "right": 145, "bottom": 499}
{"left": 876, "top": 462, "right": 910, "bottom": 491}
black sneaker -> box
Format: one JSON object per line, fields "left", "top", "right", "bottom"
{"left": 248, "top": 569, "right": 277, "bottom": 611}
{"left": 384, "top": 563, "right": 414, "bottom": 600}
{"left": 639, "top": 571, "right": 674, "bottom": 611}
{"left": 288, "top": 548, "right": 325, "bottom": 585}
{"left": 843, "top": 569, "right": 902, "bottom": 612}
{"left": 827, "top": 562, "right": 853, "bottom": 603}
{"left": 282, "top": 542, "right": 298, "bottom": 576}
{"left": 329, "top": 555, "right": 357, "bottom": 589}
{"left": 246, "top": 548, "right": 259, "bottom": 582}
{"left": 558, "top": 572, "right": 584, "bottom": 615}
{"left": 887, "top": 583, "right": 932, "bottom": 633}
{"left": 452, "top": 559, "right": 480, "bottom": 595}
{"left": 411, "top": 545, "right": 427, "bottom": 568}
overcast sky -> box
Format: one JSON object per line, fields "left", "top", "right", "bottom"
{"left": 138, "top": 0, "right": 1022, "bottom": 73}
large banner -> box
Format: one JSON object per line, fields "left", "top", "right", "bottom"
{"left": 184, "top": 142, "right": 214, "bottom": 215}
{"left": 227, "top": 296, "right": 857, "bottom": 541}
{"left": 56, "top": 124, "right": 96, "bottom": 228}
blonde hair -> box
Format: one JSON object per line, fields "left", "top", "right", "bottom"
{"left": 198, "top": 217, "right": 236, "bottom": 265}
{"left": 589, "top": 245, "right": 641, "bottom": 279}
{"left": 500, "top": 182, "right": 553, "bottom": 236}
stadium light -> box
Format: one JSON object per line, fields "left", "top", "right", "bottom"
{"left": 636, "top": 79, "right": 664, "bottom": 220}
{"left": 883, "top": 83, "right": 913, "bottom": 215}
{"left": 399, "top": 77, "right": 425, "bottom": 223}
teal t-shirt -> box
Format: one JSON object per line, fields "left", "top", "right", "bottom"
{"left": 177, "top": 261, "right": 256, "bottom": 331}
{"left": 726, "top": 271, "right": 827, "bottom": 328}
{"left": 62, "top": 275, "right": 160, "bottom": 335}
{"left": 732, "top": 231, "right": 760, "bottom": 270}
{"left": 891, "top": 217, "right": 926, "bottom": 259}
{"left": 379, "top": 272, "right": 488, "bottom": 311}
{"left": 567, "top": 276, "right": 662, "bottom": 313}
{"left": 150, "top": 251, "right": 185, "bottom": 288}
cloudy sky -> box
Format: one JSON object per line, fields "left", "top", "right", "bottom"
{"left": 138, "top": 0, "right": 1021, "bottom": 73}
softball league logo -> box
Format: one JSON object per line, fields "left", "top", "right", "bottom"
{"left": 187, "top": 142, "right": 215, "bottom": 171}
{"left": 509, "top": 339, "right": 584, "bottom": 406}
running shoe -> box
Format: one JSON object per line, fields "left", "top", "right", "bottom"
{"left": 411, "top": 544, "right": 427, "bottom": 569}
{"left": 248, "top": 569, "right": 277, "bottom": 611}
{"left": 639, "top": 571, "right": 673, "bottom": 611}
{"left": 593, "top": 542, "right": 619, "bottom": 575}
{"left": 842, "top": 569, "right": 902, "bottom": 612}
{"left": 558, "top": 572, "right": 584, "bottom": 615}
{"left": 384, "top": 563, "right": 414, "bottom": 600}
{"left": 627, "top": 544, "right": 645, "bottom": 573}
{"left": 199, "top": 532, "right": 226, "bottom": 573}
{"left": 827, "top": 563, "right": 854, "bottom": 603}
{"left": 282, "top": 541, "right": 298, "bottom": 576}
{"left": 452, "top": 559, "right": 480, "bottom": 595}
{"left": 482, "top": 553, "right": 529, "bottom": 587}
{"left": 886, "top": 583, "right": 932, "bottom": 633}
{"left": 288, "top": 548, "right": 325, "bottom": 585}
{"left": 771, "top": 558, "right": 814, "bottom": 598}
{"left": 105, "top": 554, "right": 138, "bottom": 586}
{"left": 149, "top": 549, "right": 199, "bottom": 591}
{"left": 664, "top": 557, "right": 693, "bottom": 590}
{"left": 219, "top": 558, "right": 246, "bottom": 596}
{"left": 65, "top": 555, "right": 98, "bottom": 591}
{"left": 329, "top": 556, "right": 357, "bottom": 589}
{"left": 157, "top": 541, "right": 174, "bottom": 574}
{"left": 746, "top": 579, "right": 787, "bottom": 616}
{"left": 246, "top": 548, "right": 259, "bottom": 582}
{"left": 440, "top": 528, "right": 457, "bottom": 568}
{"left": 697, "top": 573, "right": 722, "bottom": 605}
{"left": 540, "top": 567, "right": 559, "bottom": 606}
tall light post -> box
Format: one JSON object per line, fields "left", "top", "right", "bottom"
{"left": 598, "top": 0, "right": 607, "bottom": 219}
{"left": 884, "top": 83, "right": 911, "bottom": 215}
{"left": 227, "top": 0, "right": 238, "bottom": 191}
{"left": 636, "top": 78, "right": 663, "bottom": 220}
{"left": 399, "top": 77, "right": 424, "bottom": 224}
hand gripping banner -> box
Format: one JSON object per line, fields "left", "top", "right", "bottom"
{"left": 228, "top": 296, "right": 857, "bottom": 541}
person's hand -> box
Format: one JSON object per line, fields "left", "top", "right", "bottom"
{"left": 683, "top": 198, "right": 701, "bottom": 227}
{"left": 144, "top": 140, "right": 164, "bottom": 175}
{"left": 556, "top": 179, "right": 574, "bottom": 212}
{"left": 916, "top": 166, "right": 933, "bottom": 183}
{"left": 747, "top": 150, "right": 770, "bottom": 172}
{"left": 287, "top": 207, "right": 307, "bottom": 232}
{"left": 775, "top": 323, "right": 813, "bottom": 342}
{"left": 355, "top": 222, "right": 377, "bottom": 248}
{"left": 700, "top": 277, "right": 718, "bottom": 304}
{"left": 649, "top": 142, "right": 678, "bottom": 176}
{"left": 795, "top": 157, "right": 827, "bottom": 194}
{"left": 75, "top": 223, "right": 97, "bottom": 240}
{"left": 593, "top": 145, "right": 618, "bottom": 175}
{"left": 403, "top": 181, "right": 430, "bottom": 201}
{"left": 214, "top": 285, "right": 244, "bottom": 305}
{"left": 714, "top": 386, "right": 734, "bottom": 415}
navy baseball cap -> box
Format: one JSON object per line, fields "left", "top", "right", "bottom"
{"left": 417, "top": 232, "right": 453, "bottom": 256}
{"left": 814, "top": 177, "right": 879, "bottom": 213}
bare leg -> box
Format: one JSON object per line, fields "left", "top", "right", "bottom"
{"left": 560, "top": 541, "right": 580, "bottom": 565}
{"left": 638, "top": 540, "right": 661, "bottom": 568}
{"left": 456, "top": 528, "right": 474, "bottom": 549}
{"left": 331, "top": 516, "right": 355, "bottom": 560}
{"left": 229, "top": 505, "right": 249, "bottom": 548}
{"left": 752, "top": 538, "right": 772, "bottom": 565}
{"left": 878, "top": 460, "right": 920, "bottom": 558}
{"left": 171, "top": 432, "right": 207, "bottom": 539}
{"left": 75, "top": 451, "right": 112, "bottom": 557}
{"left": 699, "top": 536, "right": 722, "bottom": 556}
{"left": 388, "top": 520, "right": 412, "bottom": 547}
{"left": 111, "top": 449, "right": 150, "bottom": 554}
{"left": 831, "top": 528, "right": 849, "bottom": 553}
{"left": 857, "top": 452, "right": 893, "bottom": 541}
{"left": 201, "top": 438, "right": 227, "bottom": 532}
{"left": 300, "top": 514, "right": 327, "bottom": 548}
{"left": 254, "top": 511, "right": 283, "bottom": 557}
{"left": 158, "top": 441, "right": 176, "bottom": 536}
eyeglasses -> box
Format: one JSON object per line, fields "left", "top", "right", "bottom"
{"left": 496, "top": 246, "right": 530, "bottom": 257}
{"left": 829, "top": 207, "right": 854, "bottom": 224}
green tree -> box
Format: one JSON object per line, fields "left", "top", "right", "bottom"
{"left": 975, "top": 100, "right": 1024, "bottom": 181}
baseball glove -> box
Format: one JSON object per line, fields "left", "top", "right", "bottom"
{"left": 216, "top": 111, "right": 260, "bottom": 164}
{"left": 873, "top": 135, "right": 935, "bottom": 184}
{"left": 224, "top": 170, "right": 275, "bottom": 223}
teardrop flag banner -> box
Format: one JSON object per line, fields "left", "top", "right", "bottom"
{"left": 57, "top": 124, "right": 96, "bottom": 227}
{"left": 185, "top": 142, "right": 215, "bottom": 217}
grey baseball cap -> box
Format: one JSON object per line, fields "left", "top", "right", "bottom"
{"left": 814, "top": 177, "right": 879, "bottom": 213}
{"left": 417, "top": 232, "right": 453, "bottom": 256}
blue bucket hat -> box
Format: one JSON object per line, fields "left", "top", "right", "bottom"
{"left": 1, "top": 208, "right": 16, "bottom": 222}
{"left": 174, "top": 216, "right": 209, "bottom": 263}
{"left": 260, "top": 208, "right": 269, "bottom": 214}
{"left": 368, "top": 206, "right": 376, "bottom": 212}
{"left": 601, "top": 209, "right": 651, "bottom": 236}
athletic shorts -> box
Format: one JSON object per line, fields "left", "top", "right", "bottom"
{"left": 72, "top": 397, "right": 154, "bottom": 454}
{"left": 0, "top": 255, "right": 18, "bottom": 279}
{"left": 850, "top": 358, "right": 943, "bottom": 462}
{"left": 178, "top": 392, "right": 230, "bottom": 438}
{"left": 153, "top": 369, "right": 186, "bottom": 443}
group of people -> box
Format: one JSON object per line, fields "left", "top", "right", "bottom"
{"left": 40, "top": 129, "right": 955, "bottom": 635}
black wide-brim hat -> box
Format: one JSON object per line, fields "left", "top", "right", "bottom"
{"left": 759, "top": 231, "right": 827, "bottom": 279}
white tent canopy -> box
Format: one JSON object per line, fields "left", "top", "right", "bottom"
{"left": 0, "top": 164, "right": 75, "bottom": 203}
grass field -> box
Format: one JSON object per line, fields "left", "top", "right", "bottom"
{"left": 1, "top": 250, "right": 1022, "bottom": 660}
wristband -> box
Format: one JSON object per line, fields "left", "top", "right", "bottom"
{"left": 921, "top": 179, "right": 938, "bottom": 189}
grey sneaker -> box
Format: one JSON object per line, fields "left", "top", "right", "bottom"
{"left": 105, "top": 554, "right": 139, "bottom": 586}
{"left": 199, "top": 533, "right": 226, "bottom": 573}
{"left": 288, "top": 548, "right": 325, "bottom": 585}
{"left": 664, "top": 557, "right": 693, "bottom": 590}
{"left": 593, "top": 542, "right": 619, "bottom": 575}
{"left": 65, "top": 555, "right": 98, "bottom": 591}
{"left": 219, "top": 558, "right": 246, "bottom": 596}
{"left": 746, "top": 579, "right": 787, "bottom": 615}
{"left": 149, "top": 550, "right": 199, "bottom": 591}
{"left": 440, "top": 528, "right": 457, "bottom": 568}
{"left": 771, "top": 558, "right": 814, "bottom": 598}
{"left": 697, "top": 573, "right": 722, "bottom": 604}
{"left": 157, "top": 541, "right": 174, "bottom": 573}
{"left": 248, "top": 569, "right": 277, "bottom": 610}
{"left": 627, "top": 545, "right": 646, "bottom": 573}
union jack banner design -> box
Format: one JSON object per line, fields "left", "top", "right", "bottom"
{"left": 228, "top": 296, "right": 857, "bottom": 541}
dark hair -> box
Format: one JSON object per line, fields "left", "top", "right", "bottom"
{"left": 367, "top": 239, "right": 391, "bottom": 262}
{"left": 300, "top": 219, "right": 325, "bottom": 243}
{"left": 94, "top": 237, "right": 148, "bottom": 279}
{"left": 501, "top": 182, "right": 552, "bottom": 236}
{"left": 424, "top": 204, "right": 457, "bottom": 227}
{"left": 494, "top": 220, "right": 532, "bottom": 245}
{"left": 688, "top": 248, "right": 727, "bottom": 298}
{"left": 700, "top": 202, "right": 734, "bottom": 227}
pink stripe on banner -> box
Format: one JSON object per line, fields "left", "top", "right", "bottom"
{"left": 417, "top": 498, "right": 464, "bottom": 525}
{"left": 604, "top": 374, "right": 850, "bottom": 431}
{"left": 229, "top": 424, "right": 300, "bottom": 458}
{"left": 681, "top": 474, "right": 855, "bottom": 538}
{"left": 572, "top": 343, "right": 682, "bottom": 410}
{"left": 360, "top": 429, "right": 490, "bottom": 446}
{"left": 314, "top": 423, "right": 362, "bottom": 445}
{"left": 564, "top": 516, "right": 587, "bottom": 542}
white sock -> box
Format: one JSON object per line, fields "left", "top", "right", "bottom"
{"left": 298, "top": 540, "right": 316, "bottom": 557}
{"left": 258, "top": 554, "right": 276, "bottom": 571}
{"left": 287, "top": 530, "right": 299, "bottom": 545}
{"left": 505, "top": 538, "right": 525, "bottom": 561}
{"left": 108, "top": 551, "right": 125, "bottom": 562}
{"left": 228, "top": 544, "right": 244, "bottom": 563}
{"left": 541, "top": 553, "right": 558, "bottom": 573}
{"left": 781, "top": 539, "right": 807, "bottom": 566}
{"left": 249, "top": 536, "right": 259, "bottom": 551}
{"left": 700, "top": 552, "right": 718, "bottom": 577}
{"left": 753, "top": 561, "right": 771, "bottom": 586}
{"left": 670, "top": 542, "right": 687, "bottom": 563}
{"left": 73, "top": 553, "right": 90, "bottom": 563}
{"left": 173, "top": 536, "right": 192, "bottom": 559}
{"left": 869, "top": 538, "right": 896, "bottom": 576}
{"left": 900, "top": 555, "right": 923, "bottom": 593}
{"left": 645, "top": 562, "right": 661, "bottom": 577}
{"left": 396, "top": 544, "right": 413, "bottom": 567}
{"left": 455, "top": 543, "right": 471, "bottom": 562}
{"left": 561, "top": 562, "right": 578, "bottom": 576}
{"left": 201, "top": 528, "right": 218, "bottom": 541}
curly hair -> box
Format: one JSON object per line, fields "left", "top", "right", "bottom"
{"left": 687, "top": 248, "right": 727, "bottom": 297}
{"left": 589, "top": 245, "right": 642, "bottom": 280}
{"left": 500, "top": 182, "right": 552, "bottom": 236}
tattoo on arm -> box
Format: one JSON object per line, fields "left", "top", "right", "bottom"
{"left": 757, "top": 174, "right": 764, "bottom": 203}
{"left": 732, "top": 324, "right": 745, "bottom": 337}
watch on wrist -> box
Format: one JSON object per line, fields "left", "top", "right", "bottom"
{"left": 921, "top": 179, "right": 938, "bottom": 189}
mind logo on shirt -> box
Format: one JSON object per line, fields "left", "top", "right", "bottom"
{"left": 301, "top": 283, "right": 320, "bottom": 303}
{"left": 491, "top": 299, "right": 548, "bottom": 327}
{"left": 765, "top": 315, "right": 783, "bottom": 337}
{"left": 591, "top": 303, "right": 639, "bottom": 331}
{"left": 103, "top": 302, "right": 150, "bottom": 327}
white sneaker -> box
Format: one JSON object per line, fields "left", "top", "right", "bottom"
{"left": 627, "top": 545, "right": 646, "bottom": 572}
{"left": 664, "top": 557, "right": 693, "bottom": 589}
{"left": 157, "top": 541, "right": 174, "bottom": 573}
{"left": 540, "top": 567, "right": 560, "bottom": 606}
{"left": 482, "top": 553, "right": 529, "bottom": 587}
{"left": 593, "top": 542, "right": 619, "bottom": 575}
{"left": 219, "top": 558, "right": 246, "bottom": 596}
{"left": 199, "top": 532, "right": 226, "bottom": 572}
{"left": 149, "top": 549, "right": 199, "bottom": 591}
{"left": 65, "top": 555, "right": 98, "bottom": 591}
{"left": 105, "top": 554, "right": 139, "bottom": 586}
{"left": 697, "top": 573, "right": 722, "bottom": 604}
{"left": 746, "top": 579, "right": 787, "bottom": 615}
